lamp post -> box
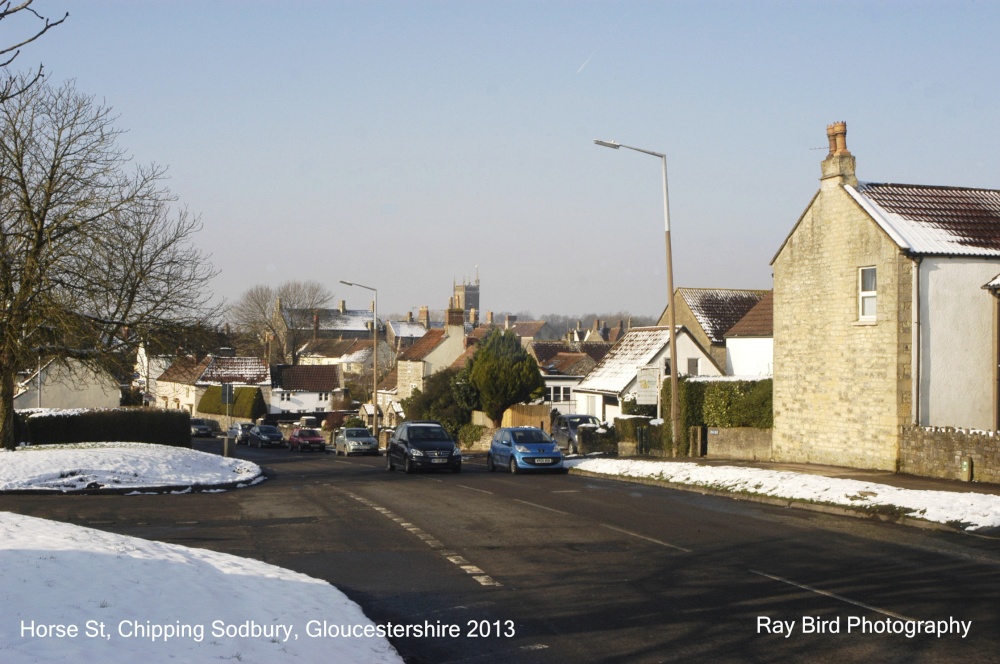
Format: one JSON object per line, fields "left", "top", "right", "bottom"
{"left": 340, "top": 280, "right": 379, "bottom": 444}
{"left": 594, "top": 138, "right": 681, "bottom": 456}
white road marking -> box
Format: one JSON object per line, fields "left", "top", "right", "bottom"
{"left": 345, "top": 492, "right": 501, "bottom": 587}
{"left": 513, "top": 499, "right": 570, "bottom": 516}
{"left": 750, "top": 570, "right": 915, "bottom": 621}
{"left": 600, "top": 524, "right": 692, "bottom": 552}
{"left": 457, "top": 484, "right": 494, "bottom": 495}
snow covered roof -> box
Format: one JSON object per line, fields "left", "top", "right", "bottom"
{"left": 387, "top": 320, "right": 430, "bottom": 339}
{"left": 575, "top": 327, "right": 676, "bottom": 396}
{"left": 283, "top": 306, "right": 381, "bottom": 334}
{"left": 846, "top": 182, "right": 1000, "bottom": 256}
{"left": 199, "top": 356, "right": 270, "bottom": 385}
{"left": 677, "top": 288, "right": 770, "bottom": 344}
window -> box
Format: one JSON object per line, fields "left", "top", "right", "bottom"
{"left": 859, "top": 267, "right": 877, "bottom": 320}
{"left": 687, "top": 358, "right": 699, "bottom": 375}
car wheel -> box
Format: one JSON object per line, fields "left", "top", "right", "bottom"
{"left": 404, "top": 457, "right": 414, "bottom": 474}
{"left": 486, "top": 454, "right": 496, "bottom": 472}
{"left": 509, "top": 457, "right": 519, "bottom": 475}
{"left": 386, "top": 452, "right": 394, "bottom": 472}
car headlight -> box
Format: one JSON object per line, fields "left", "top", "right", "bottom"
{"left": 410, "top": 448, "right": 424, "bottom": 457}
{"left": 514, "top": 445, "right": 530, "bottom": 453}
{"left": 452, "top": 447, "right": 462, "bottom": 457}
{"left": 551, "top": 446, "right": 562, "bottom": 454}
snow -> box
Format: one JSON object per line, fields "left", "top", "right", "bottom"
{"left": 0, "top": 443, "right": 402, "bottom": 663}
{"left": 566, "top": 457, "right": 1000, "bottom": 531}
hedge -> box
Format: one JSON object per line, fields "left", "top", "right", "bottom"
{"left": 21, "top": 409, "right": 192, "bottom": 447}
{"left": 198, "top": 386, "right": 267, "bottom": 421}
{"left": 660, "top": 377, "right": 772, "bottom": 454}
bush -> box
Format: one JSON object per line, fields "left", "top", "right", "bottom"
{"left": 22, "top": 409, "right": 192, "bottom": 447}
{"left": 578, "top": 424, "right": 617, "bottom": 456}
{"left": 197, "top": 386, "right": 267, "bottom": 421}
{"left": 343, "top": 416, "right": 366, "bottom": 429}
{"left": 457, "top": 423, "right": 487, "bottom": 448}
{"left": 659, "top": 377, "right": 771, "bottom": 455}
{"left": 614, "top": 416, "right": 652, "bottom": 443}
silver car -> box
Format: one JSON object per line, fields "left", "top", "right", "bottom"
{"left": 335, "top": 427, "right": 379, "bottom": 456}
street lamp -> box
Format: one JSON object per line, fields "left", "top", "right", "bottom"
{"left": 340, "top": 280, "right": 379, "bottom": 445}
{"left": 594, "top": 138, "right": 681, "bottom": 456}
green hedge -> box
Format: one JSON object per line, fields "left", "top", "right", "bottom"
{"left": 578, "top": 424, "right": 617, "bottom": 456}
{"left": 198, "top": 386, "right": 267, "bottom": 421}
{"left": 660, "top": 377, "right": 772, "bottom": 454}
{"left": 458, "top": 423, "right": 487, "bottom": 448}
{"left": 23, "top": 409, "right": 192, "bottom": 447}
{"left": 614, "top": 416, "right": 652, "bottom": 443}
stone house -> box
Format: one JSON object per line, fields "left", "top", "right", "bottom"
{"left": 771, "top": 121, "right": 1000, "bottom": 471}
{"left": 393, "top": 306, "right": 468, "bottom": 402}
{"left": 657, "top": 288, "right": 770, "bottom": 371}
{"left": 155, "top": 354, "right": 269, "bottom": 414}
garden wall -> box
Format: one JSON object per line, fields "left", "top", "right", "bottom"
{"left": 899, "top": 425, "right": 1000, "bottom": 484}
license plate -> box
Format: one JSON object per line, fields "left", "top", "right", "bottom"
{"left": 536, "top": 458, "right": 553, "bottom": 464}
{"left": 430, "top": 458, "right": 447, "bottom": 464}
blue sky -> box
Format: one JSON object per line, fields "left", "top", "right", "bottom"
{"left": 26, "top": 1, "right": 1000, "bottom": 319}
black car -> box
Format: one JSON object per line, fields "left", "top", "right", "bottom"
{"left": 190, "top": 418, "right": 214, "bottom": 438}
{"left": 386, "top": 420, "right": 461, "bottom": 474}
{"left": 247, "top": 425, "right": 284, "bottom": 448}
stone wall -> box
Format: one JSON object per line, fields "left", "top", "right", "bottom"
{"left": 705, "top": 427, "right": 772, "bottom": 461}
{"left": 900, "top": 425, "right": 1000, "bottom": 484}
{"left": 772, "top": 173, "right": 912, "bottom": 471}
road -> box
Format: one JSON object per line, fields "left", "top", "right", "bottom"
{"left": 4, "top": 441, "right": 1000, "bottom": 663}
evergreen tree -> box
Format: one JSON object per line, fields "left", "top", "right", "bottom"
{"left": 468, "top": 330, "right": 544, "bottom": 427}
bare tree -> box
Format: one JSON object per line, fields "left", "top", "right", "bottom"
{"left": 0, "top": 77, "right": 216, "bottom": 449}
{"left": 227, "top": 280, "right": 334, "bottom": 365}
{"left": 0, "top": 1, "right": 68, "bottom": 102}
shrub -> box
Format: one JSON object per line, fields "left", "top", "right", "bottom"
{"left": 457, "top": 423, "right": 487, "bottom": 448}
{"left": 578, "top": 424, "right": 617, "bottom": 456}
{"left": 197, "top": 386, "right": 267, "bottom": 421}
{"left": 614, "top": 416, "right": 652, "bottom": 443}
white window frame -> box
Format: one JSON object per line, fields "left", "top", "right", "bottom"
{"left": 859, "top": 266, "right": 877, "bottom": 321}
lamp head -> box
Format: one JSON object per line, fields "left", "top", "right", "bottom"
{"left": 594, "top": 139, "right": 620, "bottom": 149}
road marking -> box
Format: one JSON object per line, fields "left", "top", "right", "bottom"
{"left": 551, "top": 490, "right": 579, "bottom": 494}
{"left": 457, "top": 484, "right": 493, "bottom": 495}
{"left": 513, "top": 499, "right": 570, "bottom": 516}
{"left": 345, "top": 492, "right": 501, "bottom": 588}
{"left": 600, "top": 524, "right": 692, "bottom": 552}
{"left": 749, "top": 570, "right": 915, "bottom": 621}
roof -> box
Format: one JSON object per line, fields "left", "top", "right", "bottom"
{"left": 846, "top": 182, "right": 1000, "bottom": 256}
{"left": 377, "top": 367, "right": 398, "bottom": 392}
{"left": 575, "top": 327, "right": 676, "bottom": 396}
{"left": 271, "top": 364, "right": 341, "bottom": 391}
{"left": 283, "top": 306, "right": 381, "bottom": 334}
{"left": 541, "top": 352, "right": 595, "bottom": 377}
{"left": 199, "top": 356, "right": 270, "bottom": 385}
{"left": 157, "top": 355, "right": 211, "bottom": 385}
{"left": 397, "top": 328, "right": 446, "bottom": 361}
{"left": 509, "top": 321, "right": 548, "bottom": 338}
{"left": 678, "top": 288, "right": 771, "bottom": 345}
{"left": 724, "top": 291, "right": 774, "bottom": 338}
{"left": 387, "top": 320, "right": 430, "bottom": 339}
{"left": 450, "top": 344, "right": 478, "bottom": 370}
{"left": 530, "top": 341, "right": 613, "bottom": 367}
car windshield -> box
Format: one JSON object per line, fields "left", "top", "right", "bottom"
{"left": 408, "top": 425, "right": 449, "bottom": 441}
{"left": 258, "top": 426, "right": 279, "bottom": 434}
{"left": 510, "top": 429, "right": 552, "bottom": 444}
{"left": 567, "top": 416, "right": 600, "bottom": 428}
{"left": 346, "top": 429, "right": 370, "bottom": 438}
{"left": 191, "top": 419, "right": 207, "bottom": 426}
{"left": 298, "top": 429, "right": 319, "bottom": 437}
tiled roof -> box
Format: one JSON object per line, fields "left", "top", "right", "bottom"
{"left": 575, "top": 327, "right": 675, "bottom": 396}
{"left": 510, "top": 321, "right": 548, "bottom": 338}
{"left": 398, "top": 328, "right": 446, "bottom": 361}
{"left": 156, "top": 355, "right": 210, "bottom": 385}
{"left": 724, "top": 291, "right": 773, "bottom": 338}
{"left": 298, "top": 338, "right": 365, "bottom": 358}
{"left": 200, "top": 356, "right": 270, "bottom": 385}
{"left": 272, "top": 365, "right": 341, "bottom": 391}
{"left": 377, "top": 367, "right": 398, "bottom": 392}
{"left": 680, "top": 288, "right": 770, "bottom": 345}
{"left": 542, "top": 352, "right": 594, "bottom": 377}
{"left": 530, "top": 341, "right": 613, "bottom": 366}
{"left": 450, "top": 344, "right": 478, "bottom": 370}
{"left": 847, "top": 182, "right": 1000, "bottom": 256}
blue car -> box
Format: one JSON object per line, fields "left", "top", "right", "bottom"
{"left": 487, "top": 427, "right": 566, "bottom": 474}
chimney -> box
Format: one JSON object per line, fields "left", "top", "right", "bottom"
{"left": 487, "top": 311, "right": 494, "bottom": 325}
{"left": 820, "top": 121, "right": 857, "bottom": 187}
{"left": 505, "top": 314, "right": 517, "bottom": 330}
{"left": 406, "top": 311, "right": 413, "bottom": 323}
{"left": 339, "top": 300, "right": 346, "bottom": 314}
{"left": 446, "top": 306, "right": 465, "bottom": 329}
{"left": 419, "top": 306, "right": 430, "bottom": 329}
{"left": 313, "top": 312, "right": 319, "bottom": 341}
{"left": 469, "top": 307, "right": 478, "bottom": 326}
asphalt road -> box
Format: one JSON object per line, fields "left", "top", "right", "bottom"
{"left": 4, "top": 440, "right": 1000, "bottom": 663}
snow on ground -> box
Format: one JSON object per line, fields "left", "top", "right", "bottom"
{"left": 566, "top": 457, "right": 1000, "bottom": 531}
{"left": 0, "top": 512, "right": 402, "bottom": 664}
{"left": 0, "top": 443, "right": 401, "bottom": 663}
{"left": 0, "top": 442, "right": 261, "bottom": 492}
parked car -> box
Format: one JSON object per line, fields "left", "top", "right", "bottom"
{"left": 335, "top": 427, "right": 379, "bottom": 456}
{"left": 385, "top": 420, "right": 461, "bottom": 474}
{"left": 247, "top": 424, "right": 284, "bottom": 448}
{"left": 227, "top": 422, "right": 253, "bottom": 444}
{"left": 487, "top": 427, "right": 566, "bottom": 474}
{"left": 288, "top": 428, "right": 326, "bottom": 453}
{"left": 551, "top": 414, "right": 602, "bottom": 454}
{"left": 190, "top": 418, "right": 214, "bottom": 438}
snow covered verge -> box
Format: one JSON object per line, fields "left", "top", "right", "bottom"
{"left": 0, "top": 443, "right": 262, "bottom": 492}
{"left": 0, "top": 512, "right": 403, "bottom": 664}
{"left": 566, "top": 457, "right": 1000, "bottom": 532}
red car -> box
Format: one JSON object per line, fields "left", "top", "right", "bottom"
{"left": 287, "top": 428, "right": 327, "bottom": 453}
